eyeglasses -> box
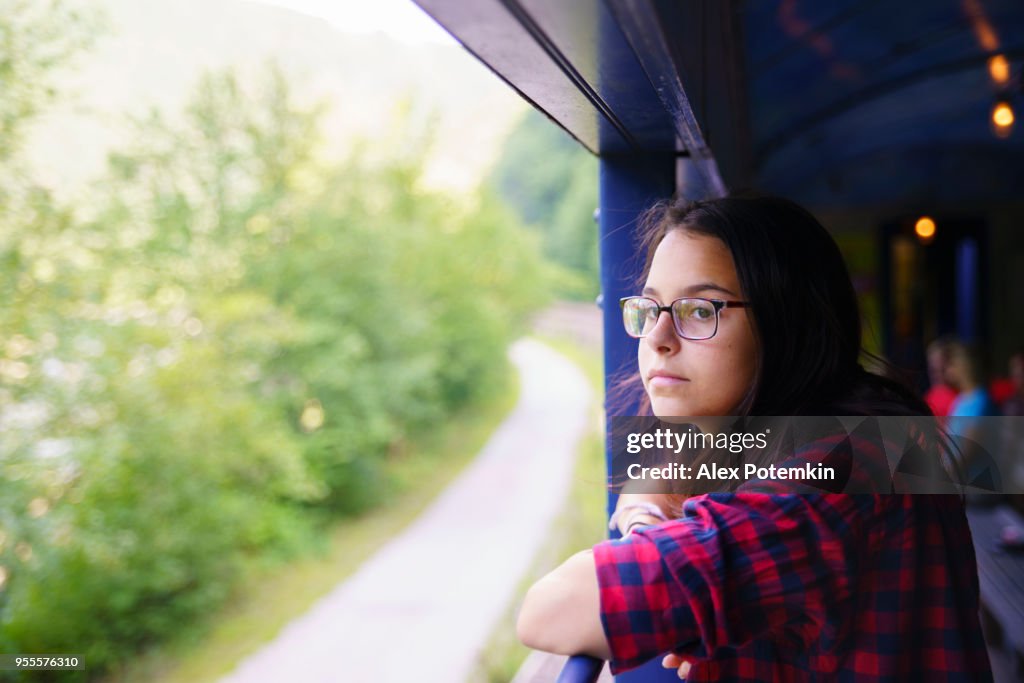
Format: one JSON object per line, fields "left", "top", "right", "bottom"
{"left": 619, "top": 296, "right": 751, "bottom": 340}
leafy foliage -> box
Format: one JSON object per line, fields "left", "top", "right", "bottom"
{"left": 488, "top": 109, "right": 599, "bottom": 299}
{"left": 0, "top": 8, "right": 549, "bottom": 677}
{"left": 0, "top": 0, "right": 101, "bottom": 165}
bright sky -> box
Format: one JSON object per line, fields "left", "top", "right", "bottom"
{"left": 245, "top": 0, "right": 457, "bottom": 45}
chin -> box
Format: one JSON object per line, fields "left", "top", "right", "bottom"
{"left": 651, "top": 399, "right": 697, "bottom": 418}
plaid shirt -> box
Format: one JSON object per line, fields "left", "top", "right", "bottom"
{"left": 594, "top": 491, "right": 993, "bottom": 680}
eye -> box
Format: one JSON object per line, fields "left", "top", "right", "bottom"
{"left": 678, "top": 301, "right": 714, "bottom": 320}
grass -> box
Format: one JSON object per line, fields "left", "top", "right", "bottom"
{"left": 469, "top": 335, "right": 607, "bottom": 683}
{"left": 100, "top": 368, "right": 521, "bottom": 683}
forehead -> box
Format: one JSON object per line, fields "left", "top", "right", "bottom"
{"left": 645, "top": 230, "right": 739, "bottom": 294}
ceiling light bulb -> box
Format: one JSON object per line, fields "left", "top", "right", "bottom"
{"left": 988, "top": 54, "right": 1010, "bottom": 84}
{"left": 915, "top": 216, "right": 936, "bottom": 240}
{"left": 992, "top": 100, "right": 1015, "bottom": 138}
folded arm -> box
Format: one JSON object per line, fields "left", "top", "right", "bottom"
{"left": 516, "top": 549, "right": 611, "bottom": 659}
{"left": 516, "top": 493, "right": 678, "bottom": 658}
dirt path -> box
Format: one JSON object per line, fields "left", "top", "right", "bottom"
{"left": 218, "top": 338, "right": 593, "bottom": 683}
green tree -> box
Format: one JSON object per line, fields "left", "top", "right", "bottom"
{"left": 2, "top": 40, "right": 550, "bottom": 677}
{"left": 488, "top": 109, "right": 599, "bottom": 298}
{"left": 0, "top": 0, "right": 100, "bottom": 165}
{"left": 1, "top": 63, "right": 326, "bottom": 675}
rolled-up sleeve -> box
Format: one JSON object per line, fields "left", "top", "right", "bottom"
{"left": 593, "top": 493, "right": 863, "bottom": 674}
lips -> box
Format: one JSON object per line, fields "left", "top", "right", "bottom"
{"left": 648, "top": 371, "right": 689, "bottom": 385}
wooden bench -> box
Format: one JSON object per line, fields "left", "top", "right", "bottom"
{"left": 967, "top": 503, "right": 1024, "bottom": 680}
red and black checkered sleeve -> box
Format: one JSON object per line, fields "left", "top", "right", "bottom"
{"left": 593, "top": 493, "right": 870, "bottom": 674}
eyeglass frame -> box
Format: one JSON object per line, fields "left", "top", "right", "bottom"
{"left": 619, "top": 296, "right": 752, "bottom": 340}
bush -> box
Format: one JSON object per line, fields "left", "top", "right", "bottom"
{"left": 0, "top": 61, "right": 550, "bottom": 678}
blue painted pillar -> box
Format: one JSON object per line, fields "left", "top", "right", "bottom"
{"left": 600, "top": 155, "right": 718, "bottom": 682}
{"left": 598, "top": 154, "right": 711, "bottom": 514}
{"left": 599, "top": 152, "right": 675, "bottom": 493}
{"left": 598, "top": 155, "right": 674, "bottom": 373}
{"left": 598, "top": 153, "right": 673, "bottom": 683}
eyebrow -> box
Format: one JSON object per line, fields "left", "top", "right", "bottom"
{"left": 643, "top": 282, "right": 739, "bottom": 297}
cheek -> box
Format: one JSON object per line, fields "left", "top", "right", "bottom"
{"left": 699, "top": 337, "right": 757, "bottom": 408}
{"left": 637, "top": 342, "right": 651, "bottom": 370}
{"left": 728, "top": 337, "right": 758, "bottom": 381}
{"left": 637, "top": 344, "right": 653, "bottom": 392}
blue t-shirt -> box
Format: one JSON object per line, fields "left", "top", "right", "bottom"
{"left": 950, "top": 388, "right": 1000, "bottom": 418}
{"left": 946, "top": 388, "right": 1000, "bottom": 452}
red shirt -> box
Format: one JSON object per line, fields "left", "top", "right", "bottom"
{"left": 989, "top": 378, "right": 1016, "bottom": 407}
{"left": 594, "top": 490, "right": 992, "bottom": 679}
{"left": 925, "top": 383, "right": 957, "bottom": 417}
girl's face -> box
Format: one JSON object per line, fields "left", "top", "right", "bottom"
{"left": 638, "top": 229, "right": 758, "bottom": 417}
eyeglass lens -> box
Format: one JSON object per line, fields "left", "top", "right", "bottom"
{"left": 622, "top": 298, "right": 718, "bottom": 340}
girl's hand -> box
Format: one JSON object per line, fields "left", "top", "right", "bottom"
{"left": 661, "top": 653, "right": 692, "bottom": 679}
{"left": 610, "top": 493, "right": 672, "bottom": 536}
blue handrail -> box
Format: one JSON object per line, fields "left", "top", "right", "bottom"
{"left": 555, "top": 655, "right": 605, "bottom": 683}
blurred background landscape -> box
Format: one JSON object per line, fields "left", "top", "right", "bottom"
{"left": 0, "top": 1, "right": 604, "bottom": 680}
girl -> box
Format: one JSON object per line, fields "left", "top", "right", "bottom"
{"left": 517, "top": 195, "right": 992, "bottom": 680}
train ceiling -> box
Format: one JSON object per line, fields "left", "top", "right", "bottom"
{"left": 413, "top": 0, "right": 1024, "bottom": 209}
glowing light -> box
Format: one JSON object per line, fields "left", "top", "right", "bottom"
{"left": 988, "top": 54, "right": 1010, "bottom": 84}
{"left": 962, "top": 0, "right": 999, "bottom": 51}
{"left": 992, "top": 101, "right": 1015, "bottom": 138}
{"left": 915, "top": 217, "right": 936, "bottom": 240}
{"left": 993, "top": 101, "right": 1015, "bottom": 126}
{"left": 300, "top": 398, "right": 325, "bottom": 432}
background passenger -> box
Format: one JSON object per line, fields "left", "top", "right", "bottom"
{"left": 924, "top": 336, "right": 957, "bottom": 417}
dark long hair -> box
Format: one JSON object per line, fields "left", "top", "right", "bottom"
{"left": 608, "top": 194, "right": 957, "bottom": 503}
{"left": 616, "top": 193, "right": 931, "bottom": 418}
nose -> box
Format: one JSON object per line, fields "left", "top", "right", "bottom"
{"left": 645, "top": 308, "right": 679, "bottom": 354}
